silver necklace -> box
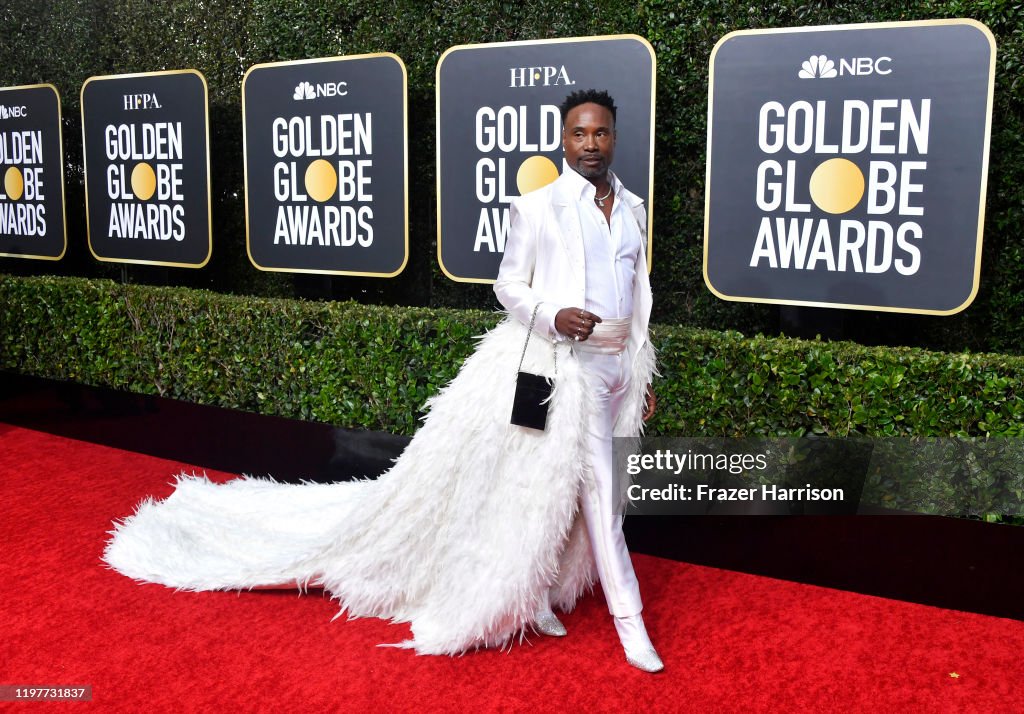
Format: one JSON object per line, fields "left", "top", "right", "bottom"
{"left": 594, "top": 184, "right": 613, "bottom": 207}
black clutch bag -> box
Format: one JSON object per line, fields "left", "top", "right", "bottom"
{"left": 511, "top": 371, "right": 552, "bottom": 430}
{"left": 510, "top": 304, "right": 557, "bottom": 431}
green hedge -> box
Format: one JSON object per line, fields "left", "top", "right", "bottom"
{"left": 3, "top": 274, "right": 1022, "bottom": 440}
{"left": 1, "top": 1, "right": 1023, "bottom": 354}
{"left": 0, "top": 274, "right": 485, "bottom": 436}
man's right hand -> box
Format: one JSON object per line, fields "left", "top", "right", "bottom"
{"left": 555, "top": 308, "right": 603, "bottom": 342}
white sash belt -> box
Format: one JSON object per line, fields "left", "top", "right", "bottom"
{"left": 573, "top": 316, "right": 631, "bottom": 355}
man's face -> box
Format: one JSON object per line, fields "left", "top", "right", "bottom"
{"left": 562, "top": 102, "right": 616, "bottom": 181}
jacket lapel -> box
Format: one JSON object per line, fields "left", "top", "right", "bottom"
{"left": 550, "top": 173, "right": 586, "bottom": 284}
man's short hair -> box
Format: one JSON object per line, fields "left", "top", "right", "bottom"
{"left": 559, "top": 89, "right": 617, "bottom": 124}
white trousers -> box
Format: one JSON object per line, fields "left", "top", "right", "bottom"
{"left": 574, "top": 346, "right": 643, "bottom": 618}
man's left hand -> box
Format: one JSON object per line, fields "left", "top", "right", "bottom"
{"left": 642, "top": 384, "right": 656, "bottom": 422}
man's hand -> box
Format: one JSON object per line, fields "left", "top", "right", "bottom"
{"left": 642, "top": 384, "right": 656, "bottom": 422}
{"left": 555, "top": 308, "right": 603, "bottom": 341}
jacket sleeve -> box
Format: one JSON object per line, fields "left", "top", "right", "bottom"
{"left": 493, "top": 198, "right": 562, "bottom": 340}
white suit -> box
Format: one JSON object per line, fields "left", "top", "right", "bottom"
{"left": 494, "top": 167, "right": 653, "bottom": 363}
{"left": 495, "top": 165, "right": 654, "bottom": 618}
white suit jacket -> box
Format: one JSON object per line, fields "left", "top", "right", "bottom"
{"left": 493, "top": 168, "right": 652, "bottom": 359}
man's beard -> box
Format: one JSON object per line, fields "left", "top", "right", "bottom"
{"left": 573, "top": 155, "right": 608, "bottom": 178}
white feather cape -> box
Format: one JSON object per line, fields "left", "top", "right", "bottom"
{"left": 104, "top": 318, "right": 656, "bottom": 655}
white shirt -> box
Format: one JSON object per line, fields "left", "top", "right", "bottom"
{"left": 560, "top": 160, "right": 642, "bottom": 321}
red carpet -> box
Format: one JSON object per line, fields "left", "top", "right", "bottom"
{"left": 1, "top": 422, "right": 1021, "bottom": 712}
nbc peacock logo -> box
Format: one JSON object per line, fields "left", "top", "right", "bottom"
{"left": 0, "top": 105, "right": 28, "bottom": 119}
{"left": 798, "top": 55, "right": 837, "bottom": 79}
{"left": 291, "top": 80, "right": 348, "bottom": 100}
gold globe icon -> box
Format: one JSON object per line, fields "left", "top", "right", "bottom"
{"left": 809, "top": 158, "right": 865, "bottom": 214}
{"left": 516, "top": 156, "right": 559, "bottom": 196}
{"left": 305, "top": 159, "right": 338, "bottom": 203}
{"left": 131, "top": 163, "right": 157, "bottom": 201}
{"left": 4, "top": 166, "right": 24, "bottom": 201}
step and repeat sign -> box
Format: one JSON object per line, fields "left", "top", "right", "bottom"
{"left": 705, "top": 20, "right": 995, "bottom": 314}
{"left": 0, "top": 84, "right": 66, "bottom": 260}
{"left": 243, "top": 53, "right": 408, "bottom": 276}
{"left": 437, "top": 35, "right": 655, "bottom": 283}
{"left": 81, "top": 69, "right": 211, "bottom": 268}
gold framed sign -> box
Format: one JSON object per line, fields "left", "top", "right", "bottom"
{"left": 81, "top": 69, "right": 212, "bottom": 268}
{"left": 705, "top": 20, "right": 996, "bottom": 314}
{"left": 243, "top": 53, "right": 408, "bottom": 277}
{"left": 436, "top": 35, "right": 656, "bottom": 283}
{"left": 0, "top": 84, "right": 66, "bottom": 261}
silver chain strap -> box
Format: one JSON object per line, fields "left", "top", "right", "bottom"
{"left": 516, "top": 303, "right": 557, "bottom": 375}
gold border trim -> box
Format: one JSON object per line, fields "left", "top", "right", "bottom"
{"left": 80, "top": 68, "right": 213, "bottom": 269}
{"left": 241, "top": 52, "right": 409, "bottom": 278}
{"left": 0, "top": 83, "right": 67, "bottom": 261}
{"left": 435, "top": 33, "right": 657, "bottom": 284}
{"left": 703, "top": 18, "right": 996, "bottom": 316}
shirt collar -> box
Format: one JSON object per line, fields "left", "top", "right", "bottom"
{"left": 561, "top": 159, "right": 620, "bottom": 202}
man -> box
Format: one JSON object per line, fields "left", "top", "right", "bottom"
{"left": 494, "top": 89, "right": 663, "bottom": 672}
{"left": 104, "top": 88, "right": 662, "bottom": 666}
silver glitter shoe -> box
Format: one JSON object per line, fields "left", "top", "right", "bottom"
{"left": 533, "top": 611, "right": 567, "bottom": 637}
{"left": 625, "top": 648, "right": 664, "bottom": 673}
